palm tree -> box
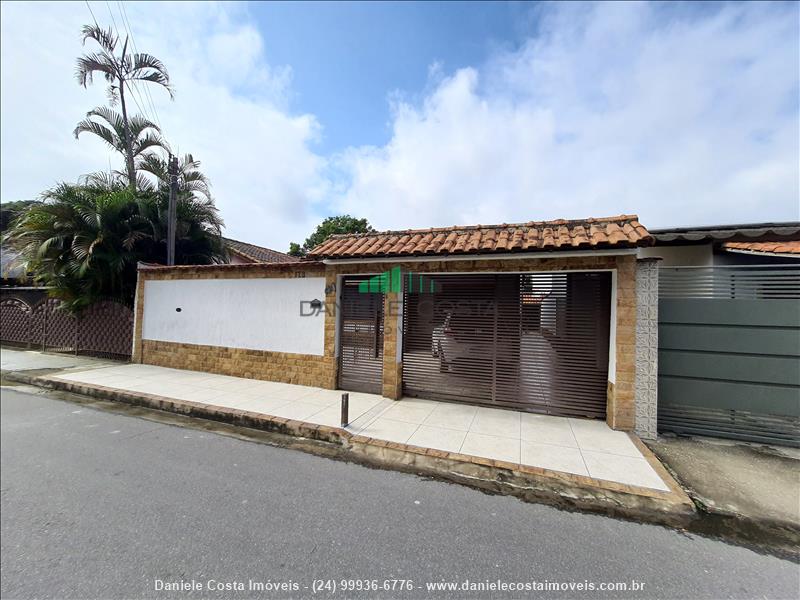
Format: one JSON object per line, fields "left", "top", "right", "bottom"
{"left": 75, "top": 24, "right": 173, "bottom": 188}
{"left": 74, "top": 107, "right": 168, "bottom": 177}
{"left": 137, "top": 153, "right": 212, "bottom": 200}
{"left": 6, "top": 181, "right": 226, "bottom": 310}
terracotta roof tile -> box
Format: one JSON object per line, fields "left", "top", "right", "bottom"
{"left": 223, "top": 238, "right": 295, "bottom": 263}
{"left": 723, "top": 240, "right": 800, "bottom": 255}
{"left": 307, "top": 214, "right": 653, "bottom": 259}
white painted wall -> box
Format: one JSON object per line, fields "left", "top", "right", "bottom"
{"left": 142, "top": 277, "right": 326, "bottom": 356}
{"left": 638, "top": 244, "right": 713, "bottom": 266}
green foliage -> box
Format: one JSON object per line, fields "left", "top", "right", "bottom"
{"left": 290, "top": 215, "right": 374, "bottom": 256}
{"left": 137, "top": 153, "right": 212, "bottom": 200}
{"left": 74, "top": 107, "right": 168, "bottom": 181}
{"left": 75, "top": 24, "right": 173, "bottom": 186}
{"left": 5, "top": 180, "right": 226, "bottom": 310}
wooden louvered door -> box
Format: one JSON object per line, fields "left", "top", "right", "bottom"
{"left": 338, "top": 276, "right": 384, "bottom": 394}
{"left": 402, "top": 272, "right": 611, "bottom": 418}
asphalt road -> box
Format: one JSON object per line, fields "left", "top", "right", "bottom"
{"left": 1, "top": 387, "right": 798, "bottom": 600}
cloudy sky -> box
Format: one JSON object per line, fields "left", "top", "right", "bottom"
{"left": 1, "top": 1, "right": 798, "bottom": 251}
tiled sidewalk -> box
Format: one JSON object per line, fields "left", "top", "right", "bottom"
{"left": 49, "top": 361, "right": 669, "bottom": 491}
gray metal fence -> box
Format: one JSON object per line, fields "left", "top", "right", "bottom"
{"left": 658, "top": 265, "right": 800, "bottom": 446}
{"left": 0, "top": 295, "right": 133, "bottom": 360}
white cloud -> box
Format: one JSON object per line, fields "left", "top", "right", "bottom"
{"left": 1, "top": 1, "right": 325, "bottom": 251}
{"left": 2, "top": 1, "right": 797, "bottom": 255}
{"left": 333, "top": 2, "right": 799, "bottom": 230}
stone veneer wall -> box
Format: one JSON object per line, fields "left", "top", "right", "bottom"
{"left": 133, "top": 254, "right": 639, "bottom": 431}
{"left": 140, "top": 339, "right": 334, "bottom": 387}
{"left": 634, "top": 258, "right": 659, "bottom": 439}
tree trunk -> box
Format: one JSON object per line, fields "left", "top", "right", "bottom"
{"left": 118, "top": 77, "right": 137, "bottom": 190}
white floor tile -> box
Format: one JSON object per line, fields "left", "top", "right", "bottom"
{"left": 173, "top": 386, "right": 222, "bottom": 402}
{"left": 521, "top": 441, "right": 588, "bottom": 476}
{"left": 242, "top": 397, "right": 293, "bottom": 415}
{"left": 203, "top": 377, "right": 264, "bottom": 392}
{"left": 300, "top": 390, "right": 343, "bottom": 407}
{"left": 247, "top": 385, "right": 312, "bottom": 402}
{"left": 460, "top": 432, "right": 520, "bottom": 464}
{"left": 89, "top": 375, "right": 146, "bottom": 389}
{"left": 570, "top": 420, "right": 641, "bottom": 457}
{"left": 422, "top": 403, "right": 477, "bottom": 431}
{"left": 305, "top": 406, "right": 345, "bottom": 428}
{"left": 380, "top": 400, "right": 437, "bottom": 424}
{"left": 356, "top": 417, "right": 420, "bottom": 444}
{"left": 208, "top": 395, "right": 264, "bottom": 411}
{"left": 469, "top": 407, "right": 521, "bottom": 439}
{"left": 268, "top": 401, "right": 325, "bottom": 422}
{"left": 520, "top": 413, "right": 578, "bottom": 447}
{"left": 347, "top": 395, "right": 384, "bottom": 415}
{"left": 407, "top": 425, "right": 467, "bottom": 453}
{"left": 344, "top": 399, "right": 394, "bottom": 429}
{"left": 581, "top": 450, "right": 669, "bottom": 491}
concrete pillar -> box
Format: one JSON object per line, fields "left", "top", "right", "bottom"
{"left": 634, "top": 258, "right": 660, "bottom": 439}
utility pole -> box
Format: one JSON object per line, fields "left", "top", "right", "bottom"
{"left": 167, "top": 154, "right": 178, "bottom": 266}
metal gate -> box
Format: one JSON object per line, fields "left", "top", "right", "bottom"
{"left": 658, "top": 265, "right": 800, "bottom": 446}
{"left": 402, "top": 272, "right": 611, "bottom": 417}
{"left": 337, "top": 276, "right": 384, "bottom": 394}
{"left": 0, "top": 295, "right": 134, "bottom": 359}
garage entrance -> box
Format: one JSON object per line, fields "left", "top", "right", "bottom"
{"left": 338, "top": 276, "right": 384, "bottom": 394}
{"left": 402, "top": 272, "right": 611, "bottom": 418}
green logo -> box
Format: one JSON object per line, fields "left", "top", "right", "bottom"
{"left": 358, "top": 266, "right": 439, "bottom": 294}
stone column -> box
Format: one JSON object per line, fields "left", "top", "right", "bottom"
{"left": 634, "top": 258, "right": 660, "bottom": 439}
{"left": 382, "top": 290, "right": 403, "bottom": 399}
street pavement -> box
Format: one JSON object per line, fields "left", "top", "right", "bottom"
{"left": 1, "top": 387, "right": 798, "bottom": 600}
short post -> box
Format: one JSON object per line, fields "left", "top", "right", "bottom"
{"left": 340, "top": 392, "right": 349, "bottom": 427}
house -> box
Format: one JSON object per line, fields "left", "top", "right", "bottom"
{"left": 132, "top": 214, "right": 660, "bottom": 437}
{"left": 636, "top": 221, "right": 799, "bottom": 447}
{"left": 638, "top": 221, "right": 800, "bottom": 265}
{"left": 223, "top": 237, "right": 295, "bottom": 264}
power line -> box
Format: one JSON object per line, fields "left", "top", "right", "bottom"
{"left": 84, "top": 0, "right": 100, "bottom": 28}
{"left": 103, "top": 0, "right": 151, "bottom": 124}
{"left": 117, "top": 1, "right": 163, "bottom": 131}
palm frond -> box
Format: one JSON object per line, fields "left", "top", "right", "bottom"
{"left": 75, "top": 52, "right": 116, "bottom": 87}
{"left": 80, "top": 24, "right": 117, "bottom": 52}
{"left": 129, "top": 53, "right": 174, "bottom": 97}
{"left": 73, "top": 118, "right": 117, "bottom": 148}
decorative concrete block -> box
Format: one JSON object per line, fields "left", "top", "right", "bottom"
{"left": 634, "top": 259, "right": 659, "bottom": 440}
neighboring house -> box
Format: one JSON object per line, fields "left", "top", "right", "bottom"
{"left": 637, "top": 221, "right": 800, "bottom": 447}
{"left": 133, "top": 214, "right": 661, "bottom": 438}
{"left": 224, "top": 237, "right": 295, "bottom": 264}
{"left": 0, "top": 245, "right": 49, "bottom": 306}
{"left": 638, "top": 221, "right": 800, "bottom": 265}
{"left": 0, "top": 246, "right": 25, "bottom": 286}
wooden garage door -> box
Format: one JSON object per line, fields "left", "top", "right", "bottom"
{"left": 338, "top": 276, "right": 384, "bottom": 394}
{"left": 402, "top": 272, "right": 611, "bottom": 418}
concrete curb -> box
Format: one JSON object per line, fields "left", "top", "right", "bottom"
{"left": 4, "top": 370, "right": 697, "bottom": 530}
